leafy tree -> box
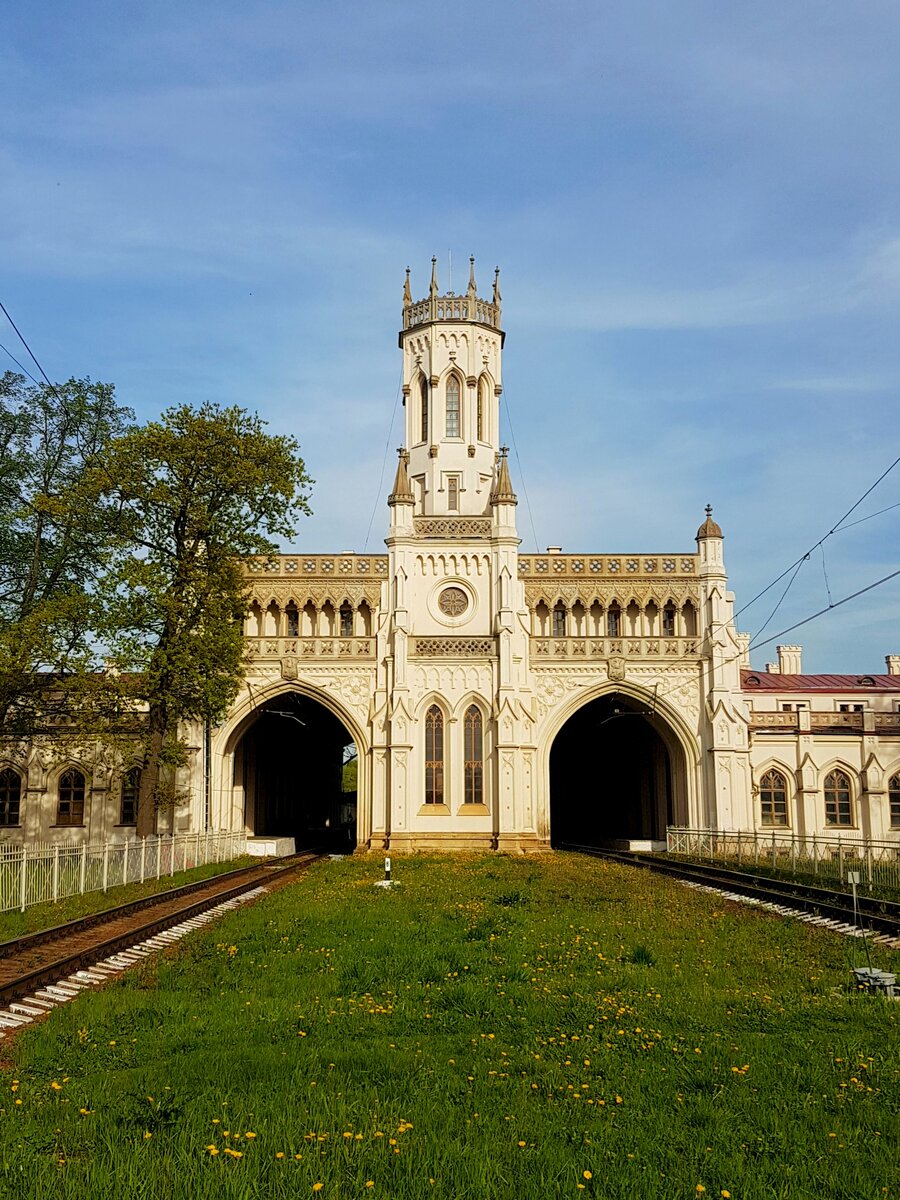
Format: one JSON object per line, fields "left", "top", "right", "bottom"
{"left": 0, "top": 372, "right": 133, "bottom": 739}
{"left": 92, "top": 403, "right": 312, "bottom": 832}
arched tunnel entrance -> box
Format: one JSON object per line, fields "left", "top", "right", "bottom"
{"left": 234, "top": 692, "right": 357, "bottom": 852}
{"left": 549, "top": 692, "right": 684, "bottom": 849}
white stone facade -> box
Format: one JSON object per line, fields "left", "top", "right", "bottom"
{"left": 3, "top": 262, "right": 899, "bottom": 849}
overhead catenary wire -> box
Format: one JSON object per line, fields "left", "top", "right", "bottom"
{"left": 0, "top": 339, "right": 42, "bottom": 386}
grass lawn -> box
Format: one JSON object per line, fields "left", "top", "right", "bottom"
{"left": 1, "top": 853, "right": 898, "bottom": 1199}
{"left": 0, "top": 856, "right": 256, "bottom": 943}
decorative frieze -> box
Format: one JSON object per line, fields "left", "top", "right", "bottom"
{"left": 246, "top": 637, "right": 376, "bottom": 659}
{"left": 245, "top": 554, "right": 388, "bottom": 578}
{"left": 412, "top": 637, "right": 496, "bottom": 657}
{"left": 414, "top": 516, "right": 492, "bottom": 539}
{"left": 530, "top": 637, "right": 698, "bottom": 659}
{"left": 519, "top": 554, "right": 697, "bottom": 579}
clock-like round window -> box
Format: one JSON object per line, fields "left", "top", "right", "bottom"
{"left": 438, "top": 587, "right": 469, "bottom": 617}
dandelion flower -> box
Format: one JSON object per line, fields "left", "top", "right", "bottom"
{"left": 276, "top": 1152, "right": 284, "bottom": 1159}
{"left": 144, "top": 1131, "right": 152, "bottom": 1140}
{"left": 245, "top": 1131, "right": 256, "bottom": 1139}
{"left": 313, "top": 1184, "right": 324, "bottom": 1192}
{"left": 518, "top": 1141, "right": 526, "bottom": 1148}
{"left": 206, "top": 1145, "right": 218, "bottom": 1155}
{"left": 583, "top": 1171, "right": 593, "bottom": 1180}
{"left": 366, "top": 1184, "right": 374, "bottom": 1190}
{"left": 696, "top": 1187, "right": 706, "bottom": 1195}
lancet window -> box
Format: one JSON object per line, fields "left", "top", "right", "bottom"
{"left": 57, "top": 769, "right": 86, "bottom": 826}
{"left": 759, "top": 768, "right": 788, "bottom": 826}
{"left": 420, "top": 376, "right": 429, "bottom": 443}
{"left": 889, "top": 772, "right": 900, "bottom": 829}
{"left": 424, "top": 705, "right": 445, "bottom": 805}
{"left": 0, "top": 767, "right": 21, "bottom": 826}
{"left": 446, "top": 376, "right": 461, "bottom": 438}
{"left": 464, "top": 705, "right": 484, "bottom": 806}
{"left": 447, "top": 477, "right": 460, "bottom": 511}
{"left": 552, "top": 603, "right": 567, "bottom": 638}
{"left": 606, "top": 602, "right": 621, "bottom": 637}
{"left": 477, "top": 378, "right": 487, "bottom": 441}
{"left": 285, "top": 602, "right": 300, "bottom": 637}
{"left": 339, "top": 603, "right": 353, "bottom": 637}
{"left": 120, "top": 767, "right": 140, "bottom": 826}
{"left": 662, "top": 602, "right": 677, "bottom": 637}
{"left": 824, "top": 769, "right": 853, "bottom": 826}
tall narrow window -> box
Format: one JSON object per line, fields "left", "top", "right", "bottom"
{"left": 0, "top": 767, "right": 21, "bottom": 826}
{"left": 889, "top": 773, "right": 900, "bottom": 829}
{"left": 607, "top": 603, "right": 621, "bottom": 637}
{"left": 420, "top": 376, "right": 429, "bottom": 443}
{"left": 120, "top": 767, "right": 140, "bottom": 826}
{"left": 446, "top": 376, "right": 461, "bottom": 438}
{"left": 285, "top": 602, "right": 300, "bottom": 637}
{"left": 340, "top": 603, "right": 353, "bottom": 637}
{"left": 662, "top": 602, "right": 676, "bottom": 637}
{"left": 57, "top": 769, "right": 86, "bottom": 826}
{"left": 447, "top": 476, "right": 459, "bottom": 511}
{"left": 425, "top": 705, "right": 445, "bottom": 805}
{"left": 553, "top": 603, "right": 567, "bottom": 638}
{"left": 759, "top": 768, "right": 788, "bottom": 826}
{"left": 824, "top": 769, "right": 853, "bottom": 826}
{"left": 464, "top": 705, "right": 484, "bottom": 805}
{"left": 477, "top": 379, "right": 486, "bottom": 441}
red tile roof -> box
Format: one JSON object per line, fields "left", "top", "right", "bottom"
{"left": 741, "top": 670, "right": 900, "bottom": 693}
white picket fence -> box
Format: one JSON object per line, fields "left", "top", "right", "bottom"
{"left": 0, "top": 830, "right": 247, "bottom": 916}
{"left": 667, "top": 826, "right": 900, "bottom": 892}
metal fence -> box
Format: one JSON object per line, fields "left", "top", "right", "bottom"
{"left": 0, "top": 830, "right": 247, "bottom": 915}
{"left": 667, "top": 826, "right": 900, "bottom": 892}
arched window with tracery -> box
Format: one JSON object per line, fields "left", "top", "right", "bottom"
{"left": 889, "top": 772, "right": 900, "bottom": 829}
{"left": 0, "top": 767, "right": 22, "bottom": 826}
{"left": 464, "top": 705, "right": 484, "bottom": 806}
{"left": 607, "top": 602, "right": 621, "bottom": 638}
{"left": 285, "top": 602, "right": 300, "bottom": 637}
{"left": 445, "top": 376, "right": 461, "bottom": 438}
{"left": 57, "top": 769, "right": 86, "bottom": 826}
{"left": 824, "top": 769, "right": 853, "bottom": 826}
{"left": 420, "top": 375, "right": 429, "bottom": 444}
{"left": 425, "top": 705, "right": 445, "bottom": 805}
{"left": 759, "top": 768, "right": 788, "bottom": 826}
{"left": 120, "top": 766, "right": 140, "bottom": 826}
{"left": 552, "top": 603, "right": 567, "bottom": 638}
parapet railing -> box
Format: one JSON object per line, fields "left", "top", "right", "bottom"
{"left": 531, "top": 636, "right": 698, "bottom": 659}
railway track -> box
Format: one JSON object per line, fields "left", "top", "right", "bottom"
{"left": 561, "top": 844, "right": 900, "bottom": 945}
{"left": 0, "top": 850, "right": 325, "bottom": 1024}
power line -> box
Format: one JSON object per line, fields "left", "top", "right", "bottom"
{"left": 0, "top": 340, "right": 41, "bottom": 386}
{"left": 0, "top": 298, "right": 65, "bottom": 403}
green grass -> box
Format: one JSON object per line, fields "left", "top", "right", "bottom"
{"left": 669, "top": 853, "right": 900, "bottom": 903}
{"left": 1, "top": 853, "right": 898, "bottom": 1199}
{"left": 0, "top": 856, "right": 256, "bottom": 943}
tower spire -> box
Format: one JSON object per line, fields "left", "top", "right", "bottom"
{"left": 467, "top": 255, "right": 477, "bottom": 297}
{"left": 388, "top": 447, "right": 414, "bottom": 505}
{"left": 491, "top": 445, "right": 517, "bottom": 505}
{"left": 403, "top": 266, "right": 411, "bottom": 306}
{"left": 429, "top": 256, "right": 438, "bottom": 298}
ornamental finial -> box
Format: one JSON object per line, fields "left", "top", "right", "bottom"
{"left": 429, "top": 255, "right": 438, "bottom": 298}
{"left": 467, "top": 254, "right": 477, "bottom": 297}
{"left": 403, "top": 266, "right": 411, "bottom": 305}
{"left": 493, "top": 265, "right": 501, "bottom": 306}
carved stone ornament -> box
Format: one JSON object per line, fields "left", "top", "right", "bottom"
{"left": 281, "top": 657, "right": 298, "bottom": 680}
{"left": 438, "top": 587, "right": 469, "bottom": 617}
{"left": 607, "top": 656, "right": 626, "bottom": 681}
{"left": 413, "top": 637, "right": 495, "bottom": 657}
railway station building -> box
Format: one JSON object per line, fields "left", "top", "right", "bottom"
{"left": 3, "top": 262, "right": 900, "bottom": 852}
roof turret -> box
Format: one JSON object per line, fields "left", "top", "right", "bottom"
{"left": 696, "top": 504, "right": 723, "bottom": 539}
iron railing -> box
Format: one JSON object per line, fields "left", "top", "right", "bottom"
{"left": 667, "top": 826, "right": 900, "bottom": 892}
{"left": 0, "top": 830, "right": 246, "bottom": 915}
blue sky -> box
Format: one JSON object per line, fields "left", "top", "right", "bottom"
{"left": 2, "top": 1, "right": 899, "bottom": 672}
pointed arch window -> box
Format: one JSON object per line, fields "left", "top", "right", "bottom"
{"left": 57, "top": 769, "right": 86, "bottom": 826}
{"left": 464, "top": 705, "right": 484, "bottom": 805}
{"left": 889, "top": 772, "right": 900, "bottom": 829}
{"left": 607, "top": 602, "right": 621, "bottom": 638}
{"left": 445, "top": 376, "right": 461, "bottom": 438}
{"left": 420, "top": 376, "right": 429, "bottom": 444}
{"left": 759, "top": 768, "right": 788, "bottom": 826}
{"left": 120, "top": 766, "right": 140, "bottom": 826}
{"left": 553, "top": 603, "right": 567, "bottom": 638}
{"left": 477, "top": 378, "right": 487, "bottom": 441}
{"left": 662, "top": 602, "right": 677, "bottom": 638}
{"left": 339, "top": 602, "right": 353, "bottom": 637}
{"left": 824, "top": 769, "right": 853, "bottom": 826}
{"left": 0, "top": 767, "right": 22, "bottom": 826}
{"left": 425, "top": 705, "right": 445, "bottom": 805}
{"left": 285, "top": 602, "right": 300, "bottom": 638}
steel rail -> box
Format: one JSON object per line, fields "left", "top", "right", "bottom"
{"left": 0, "top": 850, "right": 325, "bottom": 1005}
{"left": 560, "top": 844, "right": 900, "bottom": 940}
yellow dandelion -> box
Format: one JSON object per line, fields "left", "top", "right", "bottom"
{"left": 583, "top": 1171, "right": 593, "bottom": 1180}
{"left": 366, "top": 1184, "right": 374, "bottom": 1190}
{"left": 206, "top": 1145, "right": 218, "bottom": 1155}
{"left": 144, "top": 1131, "right": 152, "bottom": 1140}
{"left": 245, "top": 1131, "right": 256, "bottom": 1139}
{"left": 722, "top": 1192, "right": 731, "bottom": 1198}
{"left": 313, "top": 1185, "right": 324, "bottom": 1193}
{"left": 50, "top": 1082, "right": 62, "bottom": 1091}
{"left": 696, "top": 1188, "right": 706, "bottom": 1195}
{"left": 276, "top": 1152, "right": 284, "bottom": 1159}
{"left": 518, "top": 1140, "right": 526, "bottom": 1148}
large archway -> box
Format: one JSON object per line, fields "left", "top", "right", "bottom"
{"left": 549, "top": 691, "right": 687, "bottom": 849}
{"left": 232, "top": 691, "right": 358, "bottom": 852}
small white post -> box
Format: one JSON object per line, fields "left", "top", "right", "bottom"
{"left": 19, "top": 845, "right": 27, "bottom": 913}
{"left": 102, "top": 840, "right": 109, "bottom": 892}
{"left": 123, "top": 837, "right": 129, "bottom": 885}
{"left": 52, "top": 845, "right": 60, "bottom": 902}
{"left": 79, "top": 842, "right": 87, "bottom": 894}
{"left": 156, "top": 835, "right": 161, "bottom": 880}
{"left": 140, "top": 836, "right": 146, "bottom": 884}
{"left": 385, "top": 855, "right": 391, "bottom": 883}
